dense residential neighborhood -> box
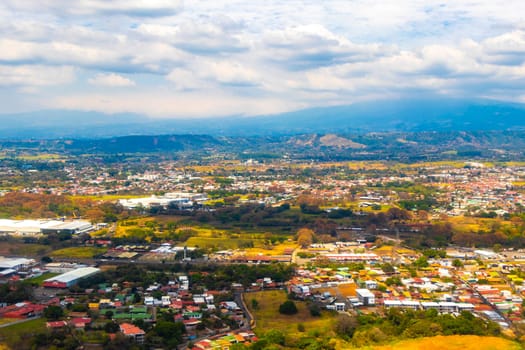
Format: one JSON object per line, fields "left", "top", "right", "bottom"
{"left": 2, "top": 157, "right": 525, "bottom": 349}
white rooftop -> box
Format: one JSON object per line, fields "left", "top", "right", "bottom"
{"left": 44, "top": 267, "right": 100, "bottom": 284}
{"left": 0, "top": 257, "right": 35, "bottom": 269}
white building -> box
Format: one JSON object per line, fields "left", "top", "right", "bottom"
{"left": 0, "top": 219, "right": 93, "bottom": 236}
{"left": 365, "top": 280, "right": 378, "bottom": 289}
{"left": 118, "top": 193, "right": 208, "bottom": 210}
{"left": 43, "top": 267, "right": 100, "bottom": 288}
{"left": 356, "top": 289, "right": 375, "bottom": 306}
{"left": 0, "top": 257, "right": 35, "bottom": 271}
{"left": 334, "top": 302, "right": 346, "bottom": 311}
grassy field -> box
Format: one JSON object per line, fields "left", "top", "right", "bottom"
{"left": 25, "top": 272, "right": 60, "bottom": 285}
{"left": 114, "top": 217, "right": 160, "bottom": 239}
{"left": 0, "top": 318, "right": 46, "bottom": 349}
{"left": 363, "top": 335, "right": 522, "bottom": 350}
{"left": 186, "top": 236, "right": 255, "bottom": 249}
{"left": 115, "top": 217, "right": 293, "bottom": 251}
{"left": 16, "top": 153, "right": 66, "bottom": 161}
{"left": 50, "top": 246, "right": 107, "bottom": 259}
{"left": 346, "top": 162, "right": 389, "bottom": 170}
{"left": 0, "top": 319, "right": 18, "bottom": 326}
{"left": 0, "top": 242, "right": 51, "bottom": 257}
{"left": 447, "top": 216, "right": 513, "bottom": 234}
{"left": 247, "top": 290, "right": 336, "bottom": 340}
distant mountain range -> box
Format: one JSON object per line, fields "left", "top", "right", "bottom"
{"left": 2, "top": 98, "right": 525, "bottom": 138}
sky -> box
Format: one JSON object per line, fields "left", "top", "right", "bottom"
{"left": 1, "top": 0, "right": 525, "bottom": 118}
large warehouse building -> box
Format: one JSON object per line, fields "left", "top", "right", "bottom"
{"left": 43, "top": 267, "right": 100, "bottom": 288}
{"left": 0, "top": 257, "right": 36, "bottom": 271}
{"left": 0, "top": 219, "right": 93, "bottom": 236}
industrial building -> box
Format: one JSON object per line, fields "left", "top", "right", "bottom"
{"left": 43, "top": 267, "right": 100, "bottom": 288}
{"left": 0, "top": 219, "right": 93, "bottom": 236}
{"left": 44, "top": 262, "right": 88, "bottom": 273}
{"left": 0, "top": 257, "right": 36, "bottom": 281}
{"left": 40, "top": 220, "right": 93, "bottom": 235}
{"left": 0, "top": 257, "right": 36, "bottom": 271}
{"left": 118, "top": 192, "right": 208, "bottom": 209}
{"left": 356, "top": 288, "right": 376, "bottom": 306}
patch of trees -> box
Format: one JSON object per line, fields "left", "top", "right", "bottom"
{"left": 422, "top": 249, "right": 446, "bottom": 259}
{"left": 403, "top": 222, "right": 454, "bottom": 248}
{"left": 0, "top": 282, "right": 33, "bottom": 304}
{"left": 296, "top": 228, "right": 315, "bottom": 248}
{"left": 31, "top": 329, "right": 82, "bottom": 350}
{"left": 300, "top": 203, "right": 324, "bottom": 215}
{"left": 174, "top": 248, "right": 205, "bottom": 260}
{"left": 147, "top": 320, "right": 185, "bottom": 349}
{"left": 279, "top": 300, "right": 298, "bottom": 315}
{"left": 451, "top": 231, "right": 507, "bottom": 247}
{"left": 160, "top": 203, "right": 294, "bottom": 228}
{"left": 399, "top": 198, "right": 437, "bottom": 211}
{"left": 0, "top": 192, "right": 76, "bottom": 218}
{"left": 0, "top": 191, "right": 123, "bottom": 223}
{"left": 327, "top": 208, "right": 353, "bottom": 219}
{"left": 191, "top": 263, "right": 294, "bottom": 290}
{"left": 44, "top": 305, "right": 64, "bottom": 320}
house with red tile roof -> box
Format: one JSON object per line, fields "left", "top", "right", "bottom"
{"left": 70, "top": 317, "right": 91, "bottom": 329}
{"left": 119, "top": 322, "right": 145, "bottom": 344}
{"left": 47, "top": 321, "right": 68, "bottom": 330}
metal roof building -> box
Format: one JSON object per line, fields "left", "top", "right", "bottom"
{"left": 0, "top": 219, "right": 93, "bottom": 236}
{"left": 43, "top": 267, "right": 100, "bottom": 288}
{"left": 0, "top": 257, "right": 35, "bottom": 271}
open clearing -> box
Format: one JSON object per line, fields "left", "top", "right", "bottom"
{"left": 50, "top": 246, "right": 106, "bottom": 259}
{"left": 364, "top": 335, "right": 522, "bottom": 350}
{"left": 0, "top": 242, "right": 51, "bottom": 257}
{"left": 315, "top": 282, "right": 357, "bottom": 298}
{"left": 247, "top": 290, "right": 336, "bottom": 340}
{"left": 26, "top": 272, "right": 60, "bottom": 285}
{"left": 0, "top": 318, "right": 46, "bottom": 348}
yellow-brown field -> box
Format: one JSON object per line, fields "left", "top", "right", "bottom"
{"left": 363, "top": 335, "right": 522, "bottom": 350}
{"left": 16, "top": 153, "right": 66, "bottom": 161}
{"left": 447, "top": 216, "right": 514, "bottom": 234}
{"left": 114, "top": 218, "right": 296, "bottom": 251}
{"left": 244, "top": 242, "right": 297, "bottom": 256}
{"left": 315, "top": 282, "right": 357, "bottom": 298}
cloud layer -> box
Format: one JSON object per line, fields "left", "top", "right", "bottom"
{"left": 1, "top": 1, "right": 525, "bottom": 117}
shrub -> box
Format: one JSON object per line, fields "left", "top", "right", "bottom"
{"left": 279, "top": 300, "right": 298, "bottom": 315}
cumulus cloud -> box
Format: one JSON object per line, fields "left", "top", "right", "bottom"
{"left": 166, "top": 68, "right": 204, "bottom": 91}
{"left": 88, "top": 73, "right": 135, "bottom": 87}
{"left": 199, "top": 60, "right": 260, "bottom": 86}
{"left": 0, "top": 36, "right": 187, "bottom": 74}
{"left": 136, "top": 19, "right": 249, "bottom": 55}
{"left": 3, "top": 0, "right": 183, "bottom": 17}
{"left": 481, "top": 31, "right": 525, "bottom": 65}
{"left": 1, "top": 0, "right": 525, "bottom": 116}
{"left": 261, "top": 25, "right": 391, "bottom": 70}
{"left": 0, "top": 65, "right": 74, "bottom": 87}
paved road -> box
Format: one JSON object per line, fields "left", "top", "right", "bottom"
{"left": 234, "top": 291, "right": 253, "bottom": 329}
